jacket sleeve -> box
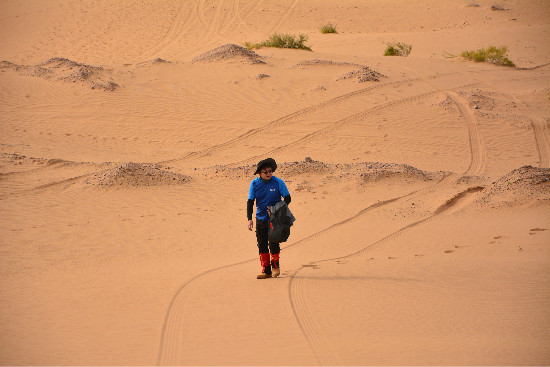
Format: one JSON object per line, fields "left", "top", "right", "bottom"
{"left": 284, "top": 194, "right": 291, "bottom": 205}
{"left": 247, "top": 199, "right": 254, "bottom": 220}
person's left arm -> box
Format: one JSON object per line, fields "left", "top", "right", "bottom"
{"left": 284, "top": 195, "right": 291, "bottom": 205}
{"left": 278, "top": 178, "right": 291, "bottom": 205}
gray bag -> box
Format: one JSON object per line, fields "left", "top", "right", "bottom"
{"left": 268, "top": 201, "right": 296, "bottom": 243}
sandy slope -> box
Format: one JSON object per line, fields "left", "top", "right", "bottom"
{"left": 1, "top": 0, "right": 549, "bottom": 365}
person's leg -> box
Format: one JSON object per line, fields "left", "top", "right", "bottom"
{"left": 256, "top": 219, "right": 271, "bottom": 278}
{"left": 268, "top": 242, "right": 280, "bottom": 277}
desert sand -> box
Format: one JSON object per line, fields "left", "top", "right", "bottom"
{"left": 1, "top": 0, "right": 549, "bottom": 365}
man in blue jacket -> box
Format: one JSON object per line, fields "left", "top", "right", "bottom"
{"left": 247, "top": 158, "right": 291, "bottom": 279}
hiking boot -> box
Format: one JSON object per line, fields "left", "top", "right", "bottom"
{"left": 257, "top": 253, "right": 272, "bottom": 279}
{"left": 271, "top": 253, "right": 280, "bottom": 277}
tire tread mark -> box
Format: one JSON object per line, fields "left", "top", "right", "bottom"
{"left": 204, "top": 0, "right": 225, "bottom": 40}
{"left": 289, "top": 266, "right": 338, "bottom": 365}
{"left": 218, "top": 0, "right": 238, "bottom": 36}
{"left": 241, "top": 90, "right": 439, "bottom": 164}
{"left": 533, "top": 116, "right": 550, "bottom": 168}
{"left": 285, "top": 146, "right": 485, "bottom": 364}
{"left": 155, "top": 179, "right": 449, "bottom": 364}
{"left": 387, "top": 65, "right": 486, "bottom": 177}
{"left": 157, "top": 258, "right": 253, "bottom": 365}
{"left": 286, "top": 186, "right": 478, "bottom": 363}
{"left": 159, "top": 76, "right": 465, "bottom": 165}
{"left": 446, "top": 91, "right": 486, "bottom": 176}
{"left": 484, "top": 86, "right": 550, "bottom": 168}
{"left": 140, "top": 1, "right": 196, "bottom": 62}
{"left": 232, "top": 0, "right": 264, "bottom": 34}
{"left": 158, "top": 80, "right": 407, "bottom": 164}
{"left": 267, "top": 0, "right": 300, "bottom": 34}
{"left": 0, "top": 168, "right": 110, "bottom": 199}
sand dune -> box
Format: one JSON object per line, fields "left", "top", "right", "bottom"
{"left": 192, "top": 44, "right": 265, "bottom": 64}
{"left": 83, "top": 162, "right": 191, "bottom": 187}
{"left": 1, "top": 0, "right": 549, "bottom": 365}
{"left": 1, "top": 57, "right": 119, "bottom": 90}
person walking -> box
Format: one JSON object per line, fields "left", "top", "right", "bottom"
{"left": 247, "top": 158, "right": 291, "bottom": 279}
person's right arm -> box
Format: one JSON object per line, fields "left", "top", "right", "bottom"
{"left": 247, "top": 180, "right": 255, "bottom": 231}
{"left": 247, "top": 199, "right": 254, "bottom": 231}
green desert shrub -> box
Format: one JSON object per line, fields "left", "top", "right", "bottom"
{"left": 461, "top": 46, "right": 515, "bottom": 66}
{"left": 384, "top": 42, "right": 412, "bottom": 57}
{"left": 320, "top": 23, "right": 337, "bottom": 34}
{"left": 245, "top": 33, "right": 312, "bottom": 51}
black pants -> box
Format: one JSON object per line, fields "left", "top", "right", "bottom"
{"left": 256, "top": 218, "right": 280, "bottom": 255}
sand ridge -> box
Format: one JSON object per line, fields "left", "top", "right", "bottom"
{"left": 83, "top": 162, "right": 192, "bottom": 187}
{"left": 1, "top": 57, "right": 119, "bottom": 90}
{"left": 476, "top": 165, "right": 550, "bottom": 207}
{"left": 192, "top": 44, "right": 265, "bottom": 64}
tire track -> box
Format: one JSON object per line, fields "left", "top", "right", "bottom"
{"left": 293, "top": 185, "right": 483, "bottom": 268}
{"left": 446, "top": 91, "right": 486, "bottom": 176}
{"left": 289, "top": 265, "right": 339, "bottom": 366}
{"left": 198, "top": 0, "right": 224, "bottom": 42}
{"left": 217, "top": 0, "right": 240, "bottom": 36}
{"left": 187, "top": 0, "right": 250, "bottom": 61}
{"left": 158, "top": 78, "right": 413, "bottom": 164}
{"left": 285, "top": 73, "right": 488, "bottom": 361}
{"left": 237, "top": 90, "right": 440, "bottom": 165}
{"left": 234, "top": 83, "right": 479, "bottom": 167}
{"left": 267, "top": 0, "right": 301, "bottom": 34}
{"left": 196, "top": 0, "right": 208, "bottom": 29}
{"left": 482, "top": 86, "right": 550, "bottom": 169}
{"left": 182, "top": 0, "right": 221, "bottom": 60}
{"left": 286, "top": 184, "right": 485, "bottom": 363}
{"left": 219, "top": 1, "right": 236, "bottom": 35}
{"left": 531, "top": 115, "right": 550, "bottom": 168}
{"left": 0, "top": 169, "right": 106, "bottom": 199}
{"left": 188, "top": 0, "right": 257, "bottom": 59}
{"left": 139, "top": 1, "right": 197, "bottom": 62}
{"left": 157, "top": 275, "right": 203, "bottom": 365}
{"left": 155, "top": 169, "right": 453, "bottom": 364}
{"left": 155, "top": 202, "right": 392, "bottom": 364}
{"left": 282, "top": 173, "right": 458, "bottom": 255}
{"left": 156, "top": 263, "right": 256, "bottom": 365}
{"left": 388, "top": 65, "right": 487, "bottom": 177}
{"left": 154, "top": 151, "right": 472, "bottom": 365}
{"left": 155, "top": 170, "right": 459, "bottom": 364}
{"left": 232, "top": 0, "right": 264, "bottom": 35}
{"left": 155, "top": 162, "right": 477, "bottom": 364}
{"left": 159, "top": 74, "right": 471, "bottom": 165}
{"left": 139, "top": 0, "right": 234, "bottom": 63}
{"left": 219, "top": 0, "right": 262, "bottom": 37}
